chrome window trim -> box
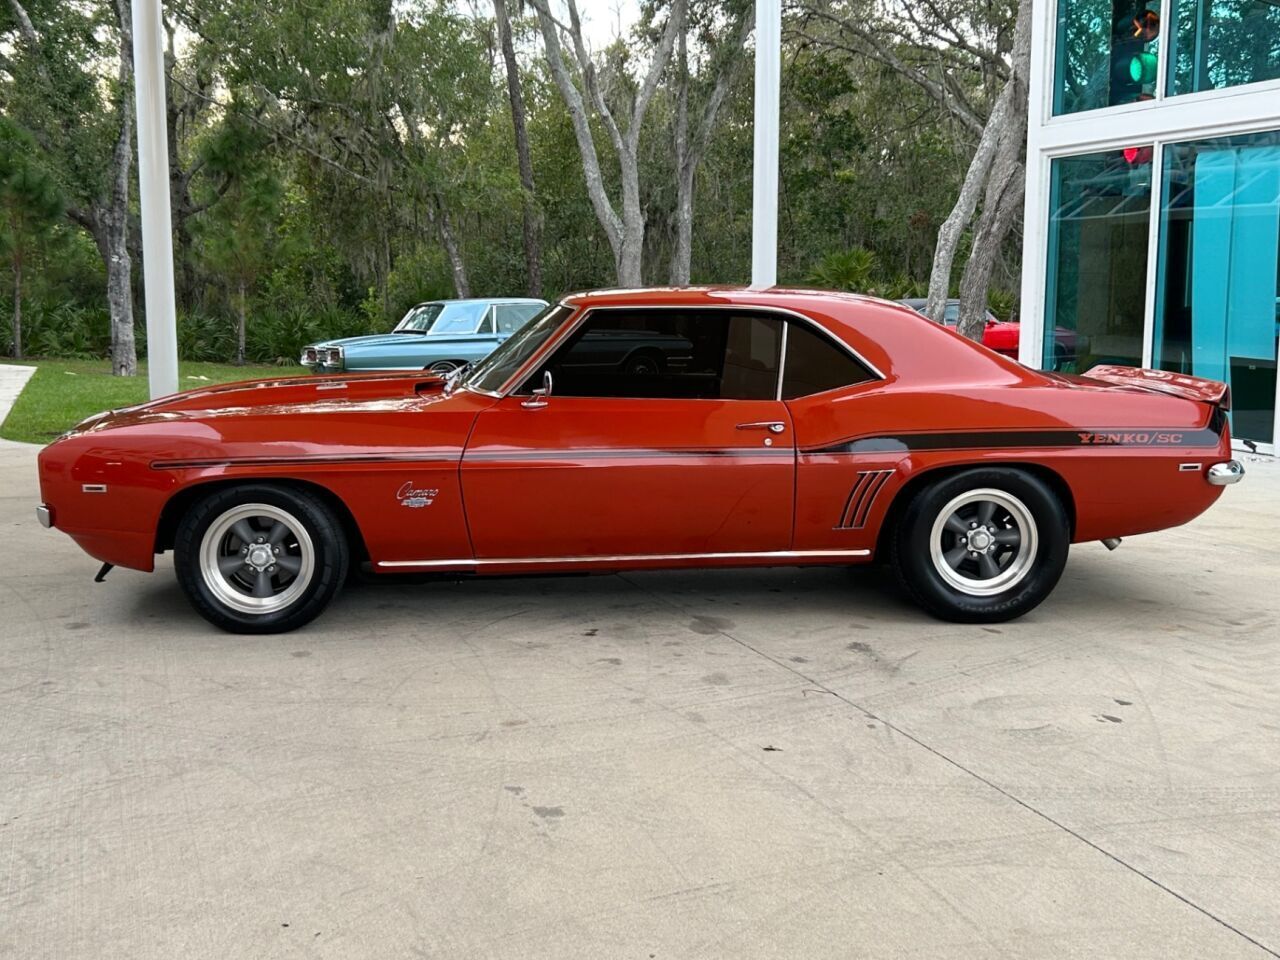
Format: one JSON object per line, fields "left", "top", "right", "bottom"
{"left": 495, "top": 301, "right": 886, "bottom": 400}
{"left": 375, "top": 548, "right": 872, "bottom": 570}
{"left": 775, "top": 320, "right": 790, "bottom": 401}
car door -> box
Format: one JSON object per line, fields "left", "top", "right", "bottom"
{"left": 461, "top": 307, "right": 796, "bottom": 560}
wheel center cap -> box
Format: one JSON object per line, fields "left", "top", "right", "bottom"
{"left": 968, "top": 528, "right": 993, "bottom": 552}
{"left": 247, "top": 545, "right": 273, "bottom": 569}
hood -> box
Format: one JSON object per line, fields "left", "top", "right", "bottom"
{"left": 309, "top": 330, "right": 492, "bottom": 350}
{"left": 308, "top": 331, "right": 427, "bottom": 350}
{"left": 62, "top": 371, "right": 448, "bottom": 437}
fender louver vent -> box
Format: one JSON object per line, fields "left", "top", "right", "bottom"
{"left": 836, "top": 470, "right": 894, "bottom": 529}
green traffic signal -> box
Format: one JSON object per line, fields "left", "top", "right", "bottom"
{"left": 1129, "top": 51, "right": 1158, "bottom": 84}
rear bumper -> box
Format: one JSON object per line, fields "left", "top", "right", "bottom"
{"left": 1207, "top": 460, "right": 1245, "bottom": 486}
{"left": 36, "top": 504, "right": 53, "bottom": 528}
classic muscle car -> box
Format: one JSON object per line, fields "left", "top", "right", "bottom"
{"left": 300, "top": 297, "right": 547, "bottom": 374}
{"left": 36, "top": 288, "right": 1244, "bottom": 633}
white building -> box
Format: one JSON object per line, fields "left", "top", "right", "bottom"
{"left": 1019, "top": 0, "right": 1280, "bottom": 453}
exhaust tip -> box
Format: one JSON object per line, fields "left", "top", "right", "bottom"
{"left": 1101, "top": 537, "right": 1122, "bottom": 551}
{"left": 1207, "top": 460, "right": 1245, "bottom": 486}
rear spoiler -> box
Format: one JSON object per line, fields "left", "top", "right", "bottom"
{"left": 1085, "top": 365, "right": 1231, "bottom": 409}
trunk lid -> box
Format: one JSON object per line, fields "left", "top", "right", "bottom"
{"left": 1083, "top": 365, "right": 1230, "bottom": 407}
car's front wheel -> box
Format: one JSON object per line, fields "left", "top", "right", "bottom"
{"left": 174, "top": 484, "right": 349, "bottom": 633}
{"left": 889, "top": 468, "right": 1069, "bottom": 622}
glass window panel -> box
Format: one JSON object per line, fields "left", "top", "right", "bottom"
{"left": 1054, "top": 0, "right": 1163, "bottom": 115}
{"left": 1044, "top": 149, "right": 1152, "bottom": 372}
{"left": 429, "top": 301, "right": 488, "bottom": 335}
{"left": 1155, "top": 131, "right": 1280, "bottom": 446}
{"left": 1168, "top": 0, "right": 1280, "bottom": 95}
{"left": 781, "top": 323, "right": 876, "bottom": 399}
{"left": 531, "top": 309, "right": 782, "bottom": 401}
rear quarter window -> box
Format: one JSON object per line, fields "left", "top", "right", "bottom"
{"left": 782, "top": 322, "right": 877, "bottom": 399}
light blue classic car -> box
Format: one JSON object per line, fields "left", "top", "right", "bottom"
{"left": 300, "top": 298, "right": 548, "bottom": 374}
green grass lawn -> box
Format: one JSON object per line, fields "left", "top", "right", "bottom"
{"left": 0, "top": 359, "right": 308, "bottom": 444}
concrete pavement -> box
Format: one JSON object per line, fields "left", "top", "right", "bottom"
{"left": 1, "top": 435, "right": 1277, "bottom": 959}
{"left": 0, "top": 364, "right": 36, "bottom": 428}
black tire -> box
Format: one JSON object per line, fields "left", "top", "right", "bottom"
{"left": 174, "top": 483, "right": 349, "bottom": 633}
{"left": 623, "top": 350, "right": 662, "bottom": 376}
{"left": 889, "top": 468, "right": 1069, "bottom": 623}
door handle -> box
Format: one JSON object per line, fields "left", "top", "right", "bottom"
{"left": 736, "top": 421, "right": 786, "bottom": 434}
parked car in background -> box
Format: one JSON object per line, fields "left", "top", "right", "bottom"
{"left": 37, "top": 289, "right": 1241, "bottom": 633}
{"left": 301, "top": 298, "right": 547, "bottom": 374}
{"left": 898, "top": 298, "right": 1085, "bottom": 368}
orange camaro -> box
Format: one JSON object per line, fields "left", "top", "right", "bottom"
{"left": 36, "top": 288, "right": 1244, "bottom": 633}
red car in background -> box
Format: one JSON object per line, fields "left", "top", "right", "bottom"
{"left": 36, "top": 289, "right": 1239, "bottom": 633}
{"left": 899, "top": 298, "right": 1085, "bottom": 367}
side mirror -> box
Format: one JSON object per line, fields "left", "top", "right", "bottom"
{"left": 522, "top": 370, "right": 553, "bottom": 409}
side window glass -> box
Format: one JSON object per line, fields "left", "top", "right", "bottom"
{"left": 526, "top": 309, "right": 781, "bottom": 400}
{"left": 781, "top": 322, "right": 876, "bottom": 399}
{"left": 942, "top": 303, "right": 960, "bottom": 325}
{"left": 494, "top": 304, "right": 526, "bottom": 334}
{"left": 476, "top": 308, "right": 494, "bottom": 334}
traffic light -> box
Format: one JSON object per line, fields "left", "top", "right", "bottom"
{"left": 1109, "top": 0, "right": 1160, "bottom": 106}
{"left": 1129, "top": 50, "right": 1158, "bottom": 84}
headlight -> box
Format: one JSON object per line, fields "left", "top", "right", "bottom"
{"left": 322, "top": 347, "right": 344, "bottom": 367}
{"left": 301, "top": 346, "right": 319, "bottom": 365}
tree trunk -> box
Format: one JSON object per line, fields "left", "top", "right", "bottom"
{"left": 11, "top": 251, "right": 22, "bottom": 361}
{"left": 530, "top": 0, "right": 685, "bottom": 288}
{"left": 494, "top": 0, "right": 542, "bottom": 298}
{"left": 236, "top": 278, "right": 247, "bottom": 365}
{"left": 431, "top": 200, "right": 471, "bottom": 299}
{"left": 924, "top": 0, "right": 1032, "bottom": 327}
{"left": 670, "top": 31, "right": 693, "bottom": 286}
{"left": 956, "top": 164, "right": 1025, "bottom": 342}
{"left": 104, "top": 216, "right": 137, "bottom": 376}
{"left": 107, "top": 0, "right": 137, "bottom": 376}
{"left": 955, "top": 0, "right": 1033, "bottom": 341}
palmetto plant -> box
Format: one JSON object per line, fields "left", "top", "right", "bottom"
{"left": 805, "top": 247, "right": 881, "bottom": 293}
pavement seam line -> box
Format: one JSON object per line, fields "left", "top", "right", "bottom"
{"left": 616, "top": 573, "right": 1280, "bottom": 960}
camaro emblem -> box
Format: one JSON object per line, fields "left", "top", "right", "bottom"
{"left": 396, "top": 481, "right": 439, "bottom": 509}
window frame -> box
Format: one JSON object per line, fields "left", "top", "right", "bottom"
{"left": 504, "top": 304, "right": 884, "bottom": 402}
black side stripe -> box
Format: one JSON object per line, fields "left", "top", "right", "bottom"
{"left": 152, "top": 452, "right": 461, "bottom": 470}
{"left": 806, "top": 426, "right": 1223, "bottom": 456}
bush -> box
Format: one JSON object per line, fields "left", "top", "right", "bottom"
{"left": 0, "top": 300, "right": 110, "bottom": 359}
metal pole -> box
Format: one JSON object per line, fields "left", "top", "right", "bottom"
{"left": 131, "top": 0, "right": 179, "bottom": 399}
{"left": 749, "top": 0, "right": 781, "bottom": 290}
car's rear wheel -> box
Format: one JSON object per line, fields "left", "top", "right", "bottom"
{"left": 174, "top": 484, "right": 349, "bottom": 633}
{"left": 889, "top": 468, "right": 1069, "bottom": 622}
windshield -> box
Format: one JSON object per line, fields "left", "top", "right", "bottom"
{"left": 394, "top": 303, "right": 445, "bottom": 333}
{"left": 465, "top": 303, "right": 575, "bottom": 394}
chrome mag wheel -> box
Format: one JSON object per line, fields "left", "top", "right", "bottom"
{"left": 929, "top": 488, "right": 1038, "bottom": 597}
{"left": 199, "top": 503, "right": 316, "bottom": 615}
{"left": 428, "top": 360, "right": 461, "bottom": 375}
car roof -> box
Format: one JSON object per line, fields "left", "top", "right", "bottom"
{"left": 554, "top": 287, "right": 1031, "bottom": 387}
{"left": 413, "top": 298, "right": 547, "bottom": 307}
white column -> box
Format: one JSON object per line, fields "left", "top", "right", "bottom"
{"left": 131, "top": 0, "right": 179, "bottom": 399}
{"left": 749, "top": 0, "right": 781, "bottom": 290}
{"left": 1017, "top": 0, "right": 1054, "bottom": 368}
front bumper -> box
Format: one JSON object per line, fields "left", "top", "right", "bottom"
{"left": 300, "top": 346, "right": 344, "bottom": 373}
{"left": 1207, "top": 460, "right": 1245, "bottom": 486}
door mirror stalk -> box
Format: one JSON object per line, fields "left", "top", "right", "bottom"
{"left": 522, "top": 370, "right": 554, "bottom": 409}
